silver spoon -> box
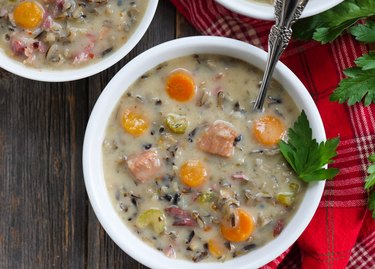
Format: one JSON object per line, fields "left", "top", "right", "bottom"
{"left": 253, "top": 0, "right": 309, "bottom": 111}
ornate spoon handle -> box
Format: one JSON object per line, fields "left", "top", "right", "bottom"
{"left": 253, "top": 0, "right": 309, "bottom": 111}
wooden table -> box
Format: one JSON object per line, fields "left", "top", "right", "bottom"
{"left": 0, "top": 2, "right": 198, "bottom": 268}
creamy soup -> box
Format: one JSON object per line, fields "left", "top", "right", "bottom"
{"left": 0, "top": 0, "right": 147, "bottom": 68}
{"left": 102, "top": 54, "right": 305, "bottom": 262}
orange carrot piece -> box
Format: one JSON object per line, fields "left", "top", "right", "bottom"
{"left": 13, "top": 1, "right": 44, "bottom": 30}
{"left": 179, "top": 160, "right": 207, "bottom": 188}
{"left": 220, "top": 208, "right": 254, "bottom": 242}
{"left": 252, "top": 115, "right": 285, "bottom": 146}
{"left": 208, "top": 238, "right": 227, "bottom": 258}
{"left": 166, "top": 71, "right": 195, "bottom": 102}
{"left": 121, "top": 109, "right": 148, "bottom": 137}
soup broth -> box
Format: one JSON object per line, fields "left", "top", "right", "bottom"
{"left": 102, "top": 54, "right": 305, "bottom": 262}
{"left": 0, "top": 0, "right": 147, "bottom": 68}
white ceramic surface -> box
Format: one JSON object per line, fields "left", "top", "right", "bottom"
{"left": 0, "top": 0, "right": 158, "bottom": 82}
{"left": 215, "top": 0, "right": 344, "bottom": 20}
{"left": 83, "top": 36, "right": 326, "bottom": 269}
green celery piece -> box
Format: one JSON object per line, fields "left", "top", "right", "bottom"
{"left": 350, "top": 20, "right": 375, "bottom": 43}
{"left": 279, "top": 111, "right": 340, "bottom": 183}
{"left": 330, "top": 67, "right": 375, "bottom": 106}
{"left": 293, "top": 0, "right": 375, "bottom": 43}
{"left": 136, "top": 208, "right": 166, "bottom": 234}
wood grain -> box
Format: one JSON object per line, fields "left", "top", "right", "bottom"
{"left": 0, "top": 79, "right": 89, "bottom": 269}
{"left": 0, "top": 1, "right": 200, "bottom": 269}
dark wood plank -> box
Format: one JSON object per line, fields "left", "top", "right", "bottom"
{"left": 0, "top": 77, "right": 89, "bottom": 269}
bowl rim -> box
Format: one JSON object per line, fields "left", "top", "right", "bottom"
{"left": 214, "top": 0, "right": 344, "bottom": 20}
{"left": 83, "top": 36, "right": 326, "bottom": 269}
{"left": 0, "top": 0, "right": 159, "bottom": 82}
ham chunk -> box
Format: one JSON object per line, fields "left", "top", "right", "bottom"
{"left": 126, "top": 149, "right": 161, "bottom": 183}
{"left": 197, "top": 121, "right": 238, "bottom": 157}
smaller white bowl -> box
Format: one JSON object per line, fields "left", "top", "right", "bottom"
{"left": 0, "top": 0, "right": 158, "bottom": 82}
{"left": 83, "top": 36, "right": 326, "bottom": 269}
{"left": 215, "top": 0, "right": 344, "bottom": 20}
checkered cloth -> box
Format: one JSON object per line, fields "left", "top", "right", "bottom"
{"left": 170, "top": 0, "right": 375, "bottom": 268}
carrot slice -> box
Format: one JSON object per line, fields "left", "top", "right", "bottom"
{"left": 121, "top": 109, "right": 148, "bottom": 137}
{"left": 179, "top": 160, "right": 207, "bottom": 188}
{"left": 220, "top": 208, "right": 254, "bottom": 242}
{"left": 252, "top": 115, "right": 285, "bottom": 146}
{"left": 13, "top": 1, "right": 44, "bottom": 30}
{"left": 166, "top": 71, "right": 195, "bottom": 102}
{"left": 208, "top": 238, "right": 227, "bottom": 258}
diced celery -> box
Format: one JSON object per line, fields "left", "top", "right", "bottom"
{"left": 165, "top": 113, "right": 188, "bottom": 134}
{"left": 197, "top": 191, "right": 217, "bottom": 203}
{"left": 276, "top": 192, "right": 295, "bottom": 207}
{"left": 136, "top": 208, "right": 166, "bottom": 234}
{"left": 289, "top": 182, "right": 300, "bottom": 193}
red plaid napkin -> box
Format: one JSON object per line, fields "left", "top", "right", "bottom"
{"left": 170, "top": 0, "right": 375, "bottom": 268}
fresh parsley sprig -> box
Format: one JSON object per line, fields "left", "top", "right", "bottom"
{"left": 365, "top": 154, "right": 375, "bottom": 218}
{"left": 279, "top": 111, "right": 340, "bottom": 182}
{"left": 293, "top": 0, "right": 375, "bottom": 43}
{"left": 330, "top": 53, "right": 375, "bottom": 106}
{"left": 292, "top": 0, "right": 375, "bottom": 106}
{"left": 329, "top": 19, "right": 375, "bottom": 106}
{"left": 350, "top": 20, "right": 375, "bottom": 43}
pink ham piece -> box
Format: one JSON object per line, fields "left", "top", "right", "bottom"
{"left": 126, "top": 149, "right": 161, "bottom": 183}
{"left": 10, "top": 38, "right": 26, "bottom": 55}
{"left": 197, "top": 121, "right": 238, "bottom": 157}
{"left": 164, "top": 206, "right": 197, "bottom": 227}
{"left": 231, "top": 171, "right": 250, "bottom": 181}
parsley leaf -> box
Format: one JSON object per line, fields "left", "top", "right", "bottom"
{"left": 365, "top": 154, "right": 375, "bottom": 189}
{"left": 293, "top": 0, "right": 375, "bottom": 43}
{"left": 330, "top": 65, "right": 375, "bottom": 106}
{"left": 354, "top": 52, "right": 375, "bottom": 70}
{"left": 313, "top": 19, "right": 358, "bottom": 44}
{"left": 350, "top": 20, "right": 375, "bottom": 43}
{"left": 279, "top": 111, "right": 340, "bottom": 182}
{"left": 369, "top": 192, "right": 375, "bottom": 219}
{"left": 330, "top": 51, "right": 375, "bottom": 106}
{"left": 365, "top": 154, "right": 375, "bottom": 218}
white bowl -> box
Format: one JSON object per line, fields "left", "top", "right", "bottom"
{"left": 0, "top": 0, "right": 158, "bottom": 82}
{"left": 83, "top": 36, "right": 325, "bottom": 269}
{"left": 215, "top": 0, "right": 344, "bottom": 20}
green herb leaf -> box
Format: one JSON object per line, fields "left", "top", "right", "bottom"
{"left": 354, "top": 52, "right": 375, "bottom": 70}
{"left": 365, "top": 154, "right": 375, "bottom": 190}
{"left": 293, "top": 0, "right": 375, "bottom": 43}
{"left": 279, "top": 111, "right": 340, "bottom": 182}
{"left": 365, "top": 170, "right": 375, "bottom": 190}
{"left": 330, "top": 66, "right": 375, "bottom": 106}
{"left": 312, "top": 19, "right": 358, "bottom": 44}
{"left": 369, "top": 154, "right": 375, "bottom": 162}
{"left": 365, "top": 154, "right": 375, "bottom": 219}
{"left": 369, "top": 192, "right": 375, "bottom": 219}
{"left": 350, "top": 20, "right": 375, "bottom": 43}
